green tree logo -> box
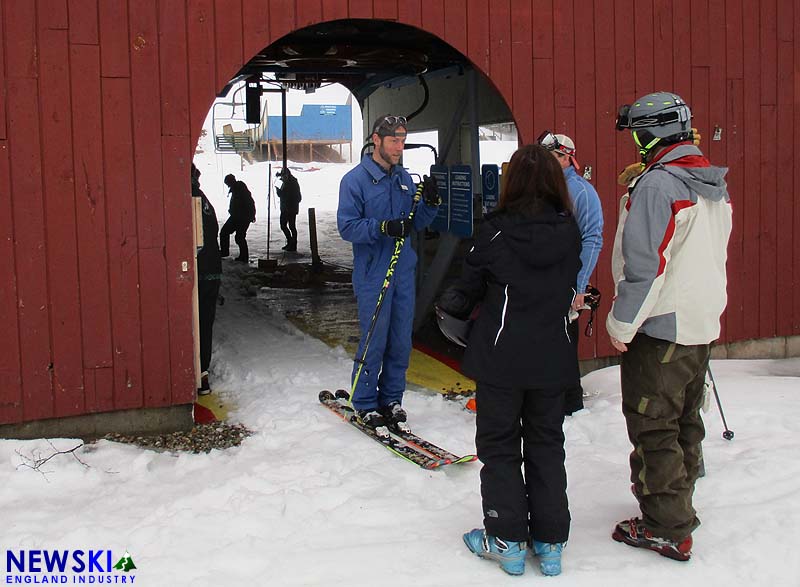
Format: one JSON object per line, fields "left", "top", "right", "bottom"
{"left": 113, "top": 551, "right": 137, "bottom": 572}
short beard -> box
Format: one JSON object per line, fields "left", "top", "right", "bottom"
{"left": 378, "top": 144, "right": 396, "bottom": 168}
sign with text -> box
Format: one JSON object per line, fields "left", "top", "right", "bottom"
{"left": 428, "top": 165, "right": 450, "bottom": 233}
{"left": 481, "top": 164, "right": 499, "bottom": 213}
{"left": 449, "top": 165, "right": 473, "bottom": 238}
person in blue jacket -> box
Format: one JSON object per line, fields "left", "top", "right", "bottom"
{"left": 538, "top": 132, "right": 604, "bottom": 414}
{"left": 337, "top": 114, "right": 440, "bottom": 430}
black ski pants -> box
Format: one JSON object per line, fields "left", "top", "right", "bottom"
{"left": 280, "top": 211, "right": 298, "bottom": 245}
{"left": 198, "top": 278, "right": 220, "bottom": 373}
{"left": 475, "top": 381, "right": 570, "bottom": 544}
{"left": 563, "top": 318, "right": 583, "bottom": 415}
{"left": 620, "top": 333, "right": 709, "bottom": 540}
{"left": 219, "top": 218, "right": 250, "bottom": 260}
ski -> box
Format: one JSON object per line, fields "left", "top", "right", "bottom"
{"left": 319, "top": 390, "right": 443, "bottom": 470}
{"left": 394, "top": 429, "right": 478, "bottom": 465}
{"left": 330, "top": 390, "right": 478, "bottom": 466}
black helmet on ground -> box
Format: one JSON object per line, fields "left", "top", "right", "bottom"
{"left": 434, "top": 305, "right": 472, "bottom": 348}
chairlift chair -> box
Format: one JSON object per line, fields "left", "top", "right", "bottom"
{"left": 211, "top": 92, "right": 259, "bottom": 154}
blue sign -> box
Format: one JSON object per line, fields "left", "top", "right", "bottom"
{"left": 428, "top": 165, "right": 449, "bottom": 233}
{"left": 449, "top": 165, "right": 473, "bottom": 238}
{"left": 482, "top": 164, "right": 499, "bottom": 212}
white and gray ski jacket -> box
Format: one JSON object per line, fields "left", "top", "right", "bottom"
{"left": 606, "top": 143, "right": 733, "bottom": 345}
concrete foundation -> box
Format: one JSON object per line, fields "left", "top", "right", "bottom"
{"left": 0, "top": 405, "right": 194, "bottom": 440}
{"left": 725, "top": 335, "right": 800, "bottom": 360}
{"left": 579, "top": 335, "right": 800, "bottom": 375}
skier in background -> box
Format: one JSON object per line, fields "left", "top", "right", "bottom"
{"left": 337, "top": 114, "right": 440, "bottom": 431}
{"left": 219, "top": 173, "right": 256, "bottom": 262}
{"left": 191, "top": 163, "right": 222, "bottom": 395}
{"left": 537, "top": 131, "right": 604, "bottom": 415}
{"left": 276, "top": 168, "right": 302, "bottom": 252}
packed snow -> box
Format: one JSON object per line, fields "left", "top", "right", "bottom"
{"left": 2, "top": 91, "right": 799, "bottom": 586}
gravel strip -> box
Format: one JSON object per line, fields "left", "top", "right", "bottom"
{"left": 103, "top": 423, "right": 253, "bottom": 454}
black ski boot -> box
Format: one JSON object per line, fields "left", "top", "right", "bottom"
{"left": 380, "top": 402, "right": 409, "bottom": 432}
{"left": 355, "top": 409, "right": 389, "bottom": 437}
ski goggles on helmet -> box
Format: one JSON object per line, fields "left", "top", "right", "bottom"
{"left": 372, "top": 115, "right": 408, "bottom": 137}
{"left": 616, "top": 104, "right": 688, "bottom": 131}
{"left": 536, "top": 130, "right": 575, "bottom": 157}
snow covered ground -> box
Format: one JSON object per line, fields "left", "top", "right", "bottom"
{"left": 2, "top": 105, "right": 799, "bottom": 586}
{"left": 3, "top": 265, "right": 799, "bottom": 585}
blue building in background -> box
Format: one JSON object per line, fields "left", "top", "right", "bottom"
{"left": 261, "top": 104, "right": 353, "bottom": 163}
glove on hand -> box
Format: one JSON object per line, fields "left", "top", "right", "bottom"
{"left": 690, "top": 127, "right": 701, "bottom": 146}
{"left": 381, "top": 218, "right": 413, "bottom": 238}
{"left": 421, "top": 175, "right": 441, "bottom": 206}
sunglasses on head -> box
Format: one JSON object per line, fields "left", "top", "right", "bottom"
{"left": 374, "top": 115, "right": 408, "bottom": 136}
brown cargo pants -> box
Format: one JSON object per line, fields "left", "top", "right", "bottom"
{"left": 620, "top": 333, "right": 710, "bottom": 541}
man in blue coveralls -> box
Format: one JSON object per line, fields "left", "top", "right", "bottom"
{"left": 338, "top": 114, "right": 440, "bottom": 430}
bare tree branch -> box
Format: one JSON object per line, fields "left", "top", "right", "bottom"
{"left": 16, "top": 440, "right": 88, "bottom": 480}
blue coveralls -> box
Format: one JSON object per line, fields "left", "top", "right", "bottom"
{"left": 337, "top": 155, "right": 438, "bottom": 411}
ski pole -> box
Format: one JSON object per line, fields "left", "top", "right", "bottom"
{"left": 348, "top": 182, "right": 425, "bottom": 409}
{"left": 707, "top": 366, "right": 734, "bottom": 440}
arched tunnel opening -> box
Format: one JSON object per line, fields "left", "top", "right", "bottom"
{"left": 192, "top": 19, "right": 518, "bottom": 401}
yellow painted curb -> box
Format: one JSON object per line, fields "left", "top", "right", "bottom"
{"left": 407, "top": 348, "right": 475, "bottom": 395}
{"left": 196, "top": 393, "right": 230, "bottom": 421}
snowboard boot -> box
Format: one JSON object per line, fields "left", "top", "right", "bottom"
{"left": 355, "top": 409, "right": 389, "bottom": 437}
{"left": 532, "top": 541, "right": 564, "bottom": 576}
{"left": 379, "top": 402, "right": 408, "bottom": 431}
{"left": 612, "top": 518, "right": 692, "bottom": 561}
{"left": 463, "top": 528, "right": 526, "bottom": 576}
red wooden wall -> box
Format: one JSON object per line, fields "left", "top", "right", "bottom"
{"left": 0, "top": 0, "right": 797, "bottom": 425}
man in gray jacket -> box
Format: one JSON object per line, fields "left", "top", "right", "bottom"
{"left": 607, "top": 92, "right": 732, "bottom": 561}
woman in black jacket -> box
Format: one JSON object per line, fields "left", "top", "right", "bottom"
{"left": 439, "top": 144, "right": 581, "bottom": 577}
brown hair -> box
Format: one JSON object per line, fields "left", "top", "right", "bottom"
{"left": 497, "top": 144, "right": 573, "bottom": 216}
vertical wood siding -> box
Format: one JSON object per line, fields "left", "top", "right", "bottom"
{"left": 0, "top": 0, "right": 797, "bottom": 424}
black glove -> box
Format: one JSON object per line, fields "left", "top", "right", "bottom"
{"left": 380, "top": 218, "right": 413, "bottom": 238}
{"left": 421, "top": 175, "right": 441, "bottom": 206}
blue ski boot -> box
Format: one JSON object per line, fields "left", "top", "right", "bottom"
{"left": 463, "top": 528, "right": 526, "bottom": 576}
{"left": 532, "top": 541, "right": 565, "bottom": 576}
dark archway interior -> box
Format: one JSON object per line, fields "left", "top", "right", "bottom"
{"left": 227, "top": 19, "right": 471, "bottom": 102}
{"left": 205, "top": 19, "right": 516, "bottom": 382}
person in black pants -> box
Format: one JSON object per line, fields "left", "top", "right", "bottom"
{"left": 192, "top": 164, "right": 222, "bottom": 395}
{"left": 437, "top": 144, "right": 581, "bottom": 577}
{"left": 276, "top": 168, "right": 302, "bottom": 251}
{"left": 219, "top": 173, "right": 256, "bottom": 262}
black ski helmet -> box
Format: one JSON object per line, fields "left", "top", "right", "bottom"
{"left": 434, "top": 305, "right": 472, "bottom": 348}
{"left": 616, "top": 92, "right": 692, "bottom": 159}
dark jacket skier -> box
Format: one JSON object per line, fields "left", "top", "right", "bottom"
{"left": 276, "top": 168, "right": 302, "bottom": 251}
{"left": 219, "top": 173, "right": 255, "bottom": 262}
{"left": 440, "top": 144, "right": 580, "bottom": 577}
{"left": 191, "top": 163, "right": 221, "bottom": 395}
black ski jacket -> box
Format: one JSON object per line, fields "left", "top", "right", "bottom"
{"left": 228, "top": 180, "right": 256, "bottom": 224}
{"left": 194, "top": 186, "right": 222, "bottom": 279}
{"left": 439, "top": 206, "right": 581, "bottom": 389}
{"left": 277, "top": 175, "right": 302, "bottom": 214}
